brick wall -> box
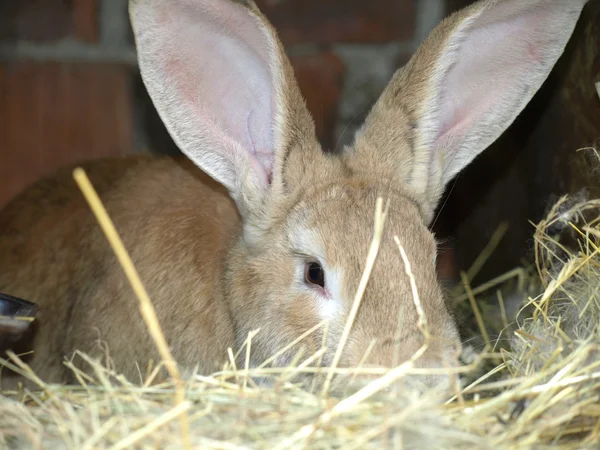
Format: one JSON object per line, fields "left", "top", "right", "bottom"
{"left": 0, "top": 0, "right": 134, "bottom": 208}
{"left": 0, "top": 0, "right": 451, "bottom": 208}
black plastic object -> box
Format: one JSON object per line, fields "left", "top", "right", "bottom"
{"left": 0, "top": 292, "right": 38, "bottom": 336}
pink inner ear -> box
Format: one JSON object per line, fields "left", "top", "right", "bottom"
{"left": 435, "top": 15, "right": 531, "bottom": 145}
{"left": 142, "top": 0, "right": 279, "bottom": 187}
{"left": 418, "top": 0, "right": 586, "bottom": 205}
{"left": 433, "top": 0, "right": 570, "bottom": 144}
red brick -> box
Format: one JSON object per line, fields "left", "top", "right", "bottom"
{"left": 256, "top": 0, "right": 416, "bottom": 45}
{"left": 0, "top": 0, "right": 98, "bottom": 43}
{"left": 0, "top": 62, "right": 133, "bottom": 208}
{"left": 72, "top": 0, "right": 100, "bottom": 42}
{"left": 290, "top": 51, "right": 345, "bottom": 150}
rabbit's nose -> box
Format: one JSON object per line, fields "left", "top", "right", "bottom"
{"left": 329, "top": 361, "right": 461, "bottom": 398}
{"left": 355, "top": 344, "right": 462, "bottom": 391}
{"left": 411, "top": 353, "right": 463, "bottom": 390}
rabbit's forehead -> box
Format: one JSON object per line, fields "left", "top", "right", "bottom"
{"left": 285, "top": 187, "right": 436, "bottom": 266}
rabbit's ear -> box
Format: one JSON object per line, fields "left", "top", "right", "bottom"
{"left": 129, "top": 0, "right": 318, "bottom": 220}
{"left": 349, "top": 0, "right": 588, "bottom": 223}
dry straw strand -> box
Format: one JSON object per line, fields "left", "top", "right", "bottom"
{"left": 72, "top": 168, "right": 191, "bottom": 450}
{"left": 466, "top": 221, "right": 510, "bottom": 282}
{"left": 107, "top": 400, "right": 191, "bottom": 450}
{"left": 395, "top": 237, "right": 429, "bottom": 338}
{"left": 321, "top": 197, "right": 390, "bottom": 396}
{"left": 461, "top": 272, "right": 491, "bottom": 346}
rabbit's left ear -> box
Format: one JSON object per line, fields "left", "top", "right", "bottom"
{"left": 349, "top": 0, "right": 588, "bottom": 222}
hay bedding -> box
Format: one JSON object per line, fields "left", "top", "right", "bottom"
{"left": 1, "top": 159, "right": 600, "bottom": 450}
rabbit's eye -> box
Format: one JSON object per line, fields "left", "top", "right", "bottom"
{"left": 304, "top": 261, "right": 325, "bottom": 288}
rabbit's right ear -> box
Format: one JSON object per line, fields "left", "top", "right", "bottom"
{"left": 129, "top": 0, "right": 318, "bottom": 223}
{"left": 349, "top": 0, "right": 588, "bottom": 224}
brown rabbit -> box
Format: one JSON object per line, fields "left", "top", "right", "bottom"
{"left": 0, "top": 0, "right": 588, "bottom": 391}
